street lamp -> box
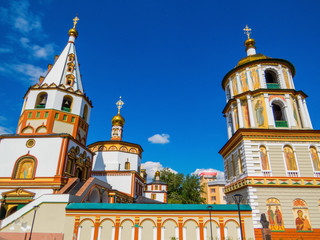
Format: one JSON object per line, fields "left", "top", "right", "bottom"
{"left": 232, "top": 194, "right": 244, "bottom": 240}
{"left": 29, "top": 205, "right": 40, "bottom": 240}
{"left": 207, "top": 205, "right": 213, "bottom": 240}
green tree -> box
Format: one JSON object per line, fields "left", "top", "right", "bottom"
{"left": 158, "top": 168, "right": 205, "bottom": 204}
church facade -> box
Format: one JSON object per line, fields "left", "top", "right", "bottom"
{"left": 0, "top": 19, "right": 256, "bottom": 240}
{"left": 219, "top": 26, "right": 320, "bottom": 239}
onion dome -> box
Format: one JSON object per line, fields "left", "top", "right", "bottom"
{"left": 155, "top": 170, "right": 160, "bottom": 177}
{"left": 112, "top": 113, "right": 125, "bottom": 126}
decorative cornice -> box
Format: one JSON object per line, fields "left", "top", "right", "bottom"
{"left": 219, "top": 129, "right": 320, "bottom": 157}
{"left": 224, "top": 176, "right": 320, "bottom": 194}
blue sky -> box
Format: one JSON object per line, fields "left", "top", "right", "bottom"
{"left": 1, "top": 0, "right": 320, "bottom": 178}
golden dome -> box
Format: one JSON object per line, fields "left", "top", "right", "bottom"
{"left": 237, "top": 53, "right": 269, "bottom": 67}
{"left": 245, "top": 38, "right": 255, "bottom": 49}
{"left": 112, "top": 113, "right": 125, "bottom": 126}
{"left": 155, "top": 170, "right": 160, "bottom": 177}
{"left": 68, "top": 28, "right": 78, "bottom": 38}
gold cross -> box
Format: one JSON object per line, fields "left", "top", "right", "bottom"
{"left": 243, "top": 24, "right": 252, "bottom": 39}
{"left": 116, "top": 96, "right": 124, "bottom": 114}
{"left": 73, "top": 16, "right": 79, "bottom": 28}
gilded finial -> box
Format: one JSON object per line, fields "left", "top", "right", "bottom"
{"left": 243, "top": 24, "right": 252, "bottom": 39}
{"left": 73, "top": 15, "right": 79, "bottom": 29}
{"left": 116, "top": 96, "right": 124, "bottom": 114}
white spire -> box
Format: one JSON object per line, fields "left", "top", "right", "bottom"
{"left": 40, "top": 17, "right": 83, "bottom": 92}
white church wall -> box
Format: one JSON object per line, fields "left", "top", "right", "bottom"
{"left": 92, "top": 151, "right": 140, "bottom": 172}
{"left": 0, "top": 137, "right": 62, "bottom": 178}
{"left": 94, "top": 174, "right": 132, "bottom": 195}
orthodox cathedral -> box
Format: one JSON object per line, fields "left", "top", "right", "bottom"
{"left": 0, "top": 19, "right": 318, "bottom": 240}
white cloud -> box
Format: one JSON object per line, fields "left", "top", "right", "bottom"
{"left": 192, "top": 168, "right": 225, "bottom": 180}
{"left": 0, "top": 126, "right": 12, "bottom": 135}
{"left": 0, "top": 63, "right": 46, "bottom": 84}
{"left": 0, "top": 0, "right": 42, "bottom": 34}
{"left": 142, "top": 161, "right": 177, "bottom": 182}
{"left": 148, "top": 134, "right": 170, "bottom": 144}
{"left": 20, "top": 37, "right": 55, "bottom": 59}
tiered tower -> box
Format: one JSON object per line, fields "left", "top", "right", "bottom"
{"left": 145, "top": 170, "right": 167, "bottom": 203}
{"left": 0, "top": 17, "right": 94, "bottom": 219}
{"left": 89, "top": 98, "right": 146, "bottom": 199}
{"left": 219, "top": 26, "right": 320, "bottom": 239}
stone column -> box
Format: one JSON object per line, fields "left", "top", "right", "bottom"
{"left": 237, "top": 99, "right": 244, "bottom": 128}
{"left": 297, "top": 95, "right": 308, "bottom": 128}
{"left": 229, "top": 78, "right": 234, "bottom": 98}
{"left": 258, "top": 65, "right": 266, "bottom": 88}
{"left": 285, "top": 94, "right": 295, "bottom": 127}
{"left": 264, "top": 93, "right": 275, "bottom": 127}
{"left": 277, "top": 65, "right": 286, "bottom": 89}
{"left": 246, "top": 68, "right": 253, "bottom": 91}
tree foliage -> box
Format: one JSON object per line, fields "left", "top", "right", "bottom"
{"left": 158, "top": 168, "right": 205, "bottom": 204}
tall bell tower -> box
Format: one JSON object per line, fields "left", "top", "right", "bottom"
{"left": 0, "top": 17, "right": 94, "bottom": 219}
{"left": 219, "top": 26, "right": 320, "bottom": 239}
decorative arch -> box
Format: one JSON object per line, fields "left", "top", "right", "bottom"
{"left": 270, "top": 98, "right": 288, "bottom": 128}
{"left": 35, "top": 125, "right": 47, "bottom": 133}
{"left": 183, "top": 218, "right": 199, "bottom": 227}
{"left": 204, "top": 219, "right": 219, "bottom": 227}
{"left": 61, "top": 95, "right": 73, "bottom": 112}
{"left": 12, "top": 155, "right": 37, "bottom": 179}
{"left": 120, "top": 146, "right": 128, "bottom": 152}
{"left": 224, "top": 219, "right": 240, "bottom": 227}
{"left": 264, "top": 68, "right": 280, "bottom": 88}
{"left": 89, "top": 187, "right": 100, "bottom": 203}
{"left": 266, "top": 198, "right": 284, "bottom": 231}
{"left": 35, "top": 92, "right": 48, "bottom": 108}
{"left": 79, "top": 218, "right": 95, "bottom": 225}
{"left": 293, "top": 199, "right": 312, "bottom": 231}
{"left": 283, "top": 145, "right": 298, "bottom": 172}
{"left": 99, "top": 218, "right": 115, "bottom": 226}
{"left": 309, "top": 146, "right": 320, "bottom": 172}
{"left": 162, "top": 218, "right": 178, "bottom": 227}
{"left": 140, "top": 218, "right": 156, "bottom": 226}
{"left": 98, "top": 146, "right": 107, "bottom": 151}
{"left": 120, "top": 218, "right": 134, "bottom": 226}
{"left": 21, "top": 126, "right": 34, "bottom": 134}
{"left": 82, "top": 104, "right": 88, "bottom": 121}
{"left": 109, "top": 146, "right": 117, "bottom": 151}
{"left": 129, "top": 148, "right": 137, "bottom": 153}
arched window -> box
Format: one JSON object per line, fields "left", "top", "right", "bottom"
{"left": 35, "top": 92, "right": 47, "bottom": 109}
{"left": 283, "top": 145, "right": 299, "bottom": 176}
{"left": 226, "top": 85, "right": 231, "bottom": 101}
{"left": 272, "top": 102, "right": 288, "bottom": 127}
{"left": 66, "top": 74, "right": 75, "bottom": 86}
{"left": 61, "top": 96, "right": 73, "bottom": 112}
{"left": 82, "top": 105, "right": 88, "bottom": 121}
{"left": 125, "top": 159, "right": 130, "bottom": 170}
{"left": 13, "top": 156, "right": 37, "bottom": 179}
{"left": 293, "top": 199, "right": 312, "bottom": 231}
{"left": 310, "top": 146, "right": 320, "bottom": 175}
{"left": 266, "top": 198, "right": 285, "bottom": 231}
{"left": 265, "top": 70, "right": 280, "bottom": 89}
{"left": 259, "top": 146, "right": 271, "bottom": 175}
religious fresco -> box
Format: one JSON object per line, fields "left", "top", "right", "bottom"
{"left": 253, "top": 96, "right": 267, "bottom": 128}
{"left": 310, "top": 146, "right": 320, "bottom": 171}
{"left": 240, "top": 72, "right": 249, "bottom": 92}
{"left": 259, "top": 146, "right": 270, "bottom": 171}
{"left": 282, "top": 68, "right": 291, "bottom": 88}
{"left": 266, "top": 198, "right": 285, "bottom": 231}
{"left": 250, "top": 67, "right": 260, "bottom": 89}
{"left": 241, "top": 100, "right": 250, "bottom": 128}
{"left": 293, "top": 199, "right": 312, "bottom": 231}
{"left": 283, "top": 146, "right": 298, "bottom": 171}
{"left": 232, "top": 76, "right": 238, "bottom": 95}
{"left": 234, "top": 107, "right": 239, "bottom": 130}
{"left": 16, "top": 159, "right": 35, "bottom": 179}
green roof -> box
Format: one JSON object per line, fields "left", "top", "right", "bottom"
{"left": 66, "top": 203, "right": 251, "bottom": 211}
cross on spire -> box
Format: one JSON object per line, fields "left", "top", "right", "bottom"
{"left": 73, "top": 15, "right": 79, "bottom": 28}
{"left": 116, "top": 96, "right": 124, "bottom": 114}
{"left": 243, "top": 24, "right": 252, "bottom": 39}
